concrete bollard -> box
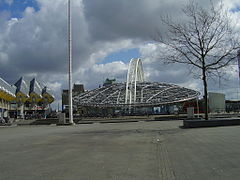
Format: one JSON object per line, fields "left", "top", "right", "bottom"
{"left": 187, "top": 107, "right": 194, "bottom": 119}
{"left": 58, "top": 113, "right": 66, "bottom": 124}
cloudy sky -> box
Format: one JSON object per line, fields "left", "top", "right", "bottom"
{"left": 0, "top": 0, "right": 240, "bottom": 109}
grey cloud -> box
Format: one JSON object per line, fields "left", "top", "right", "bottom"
{"left": 1, "top": 0, "right": 91, "bottom": 79}
{"left": 0, "top": 0, "right": 222, "bottom": 81}
{"left": 0, "top": 0, "right": 229, "bottom": 109}
{"left": 83, "top": 0, "right": 218, "bottom": 42}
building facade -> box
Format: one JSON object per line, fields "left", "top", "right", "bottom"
{"left": 0, "top": 78, "right": 16, "bottom": 119}
{"left": 0, "top": 76, "right": 55, "bottom": 119}
{"left": 62, "top": 83, "right": 84, "bottom": 111}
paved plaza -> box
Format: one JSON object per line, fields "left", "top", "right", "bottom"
{"left": 0, "top": 121, "right": 240, "bottom": 180}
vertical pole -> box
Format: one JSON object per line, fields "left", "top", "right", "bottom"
{"left": 68, "top": 0, "right": 74, "bottom": 124}
{"left": 129, "top": 92, "right": 132, "bottom": 114}
{"left": 196, "top": 97, "right": 199, "bottom": 118}
{"left": 239, "top": 80, "right": 240, "bottom": 113}
{"left": 202, "top": 67, "right": 208, "bottom": 120}
{"left": 237, "top": 50, "right": 240, "bottom": 113}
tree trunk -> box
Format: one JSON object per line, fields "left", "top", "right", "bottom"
{"left": 202, "top": 68, "right": 208, "bottom": 120}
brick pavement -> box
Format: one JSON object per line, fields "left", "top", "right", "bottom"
{"left": 0, "top": 121, "right": 239, "bottom": 180}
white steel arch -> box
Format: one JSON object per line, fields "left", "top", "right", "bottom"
{"left": 125, "top": 58, "right": 144, "bottom": 105}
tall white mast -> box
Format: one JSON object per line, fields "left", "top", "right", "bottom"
{"left": 68, "top": 0, "right": 74, "bottom": 124}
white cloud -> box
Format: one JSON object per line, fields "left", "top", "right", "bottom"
{"left": 4, "top": 0, "right": 13, "bottom": 5}
{"left": 222, "top": 0, "right": 240, "bottom": 9}
{"left": 0, "top": 0, "right": 239, "bottom": 109}
{"left": 138, "top": 40, "right": 240, "bottom": 100}
{"left": 75, "top": 61, "right": 128, "bottom": 90}
{"left": 139, "top": 43, "right": 201, "bottom": 88}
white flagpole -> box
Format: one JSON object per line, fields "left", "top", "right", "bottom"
{"left": 68, "top": 0, "right": 74, "bottom": 124}
{"left": 238, "top": 50, "right": 240, "bottom": 86}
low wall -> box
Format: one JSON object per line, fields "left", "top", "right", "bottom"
{"left": 183, "top": 119, "right": 240, "bottom": 128}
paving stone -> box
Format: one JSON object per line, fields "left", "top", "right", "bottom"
{"left": 0, "top": 121, "right": 239, "bottom": 180}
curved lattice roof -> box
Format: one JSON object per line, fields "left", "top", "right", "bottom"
{"left": 73, "top": 82, "right": 200, "bottom": 107}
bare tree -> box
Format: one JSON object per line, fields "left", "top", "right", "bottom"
{"left": 155, "top": 1, "right": 240, "bottom": 120}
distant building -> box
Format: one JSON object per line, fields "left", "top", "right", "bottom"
{"left": 62, "top": 83, "right": 84, "bottom": 111}
{"left": 208, "top": 92, "right": 225, "bottom": 113}
{"left": 0, "top": 77, "right": 16, "bottom": 118}
{"left": 226, "top": 100, "right": 240, "bottom": 112}
{"left": 0, "top": 76, "right": 55, "bottom": 119}
{"left": 29, "top": 78, "right": 43, "bottom": 104}
{"left": 72, "top": 84, "right": 84, "bottom": 98}
{"left": 13, "top": 77, "right": 55, "bottom": 118}
{"left": 62, "top": 90, "right": 69, "bottom": 110}
{"left": 103, "top": 78, "right": 116, "bottom": 86}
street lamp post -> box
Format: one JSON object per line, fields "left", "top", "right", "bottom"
{"left": 68, "top": 0, "right": 74, "bottom": 124}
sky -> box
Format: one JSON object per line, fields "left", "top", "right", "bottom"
{"left": 0, "top": 0, "right": 240, "bottom": 109}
